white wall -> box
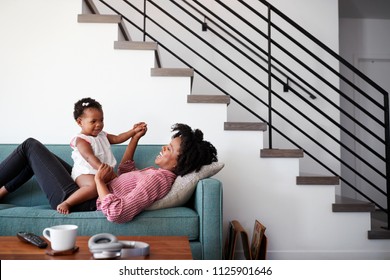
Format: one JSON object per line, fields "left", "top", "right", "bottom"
{"left": 340, "top": 18, "right": 390, "bottom": 57}
{"left": 1, "top": 0, "right": 389, "bottom": 259}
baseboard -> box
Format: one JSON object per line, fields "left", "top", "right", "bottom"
{"left": 268, "top": 250, "right": 390, "bottom": 260}
{"left": 234, "top": 250, "right": 390, "bottom": 260}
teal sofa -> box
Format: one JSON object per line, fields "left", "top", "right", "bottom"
{"left": 0, "top": 144, "right": 223, "bottom": 260}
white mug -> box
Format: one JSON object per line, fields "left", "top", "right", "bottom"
{"left": 43, "top": 224, "right": 78, "bottom": 251}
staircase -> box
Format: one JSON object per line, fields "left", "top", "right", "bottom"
{"left": 79, "top": 0, "right": 390, "bottom": 256}
{"left": 82, "top": 0, "right": 390, "bottom": 239}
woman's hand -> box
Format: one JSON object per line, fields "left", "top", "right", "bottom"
{"left": 95, "top": 164, "right": 117, "bottom": 184}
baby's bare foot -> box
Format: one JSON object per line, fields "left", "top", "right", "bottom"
{"left": 57, "top": 201, "right": 71, "bottom": 214}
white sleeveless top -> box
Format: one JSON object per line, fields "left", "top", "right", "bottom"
{"left": 70, "top": 131, "right": 117, "bottom": 180}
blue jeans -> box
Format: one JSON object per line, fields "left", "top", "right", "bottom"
{"left": 0, "top": 138, "right": 96, "bottom": 211}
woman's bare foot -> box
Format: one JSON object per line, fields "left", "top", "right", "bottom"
{"left": 0, "top": 186, "right": 9, "bottom": 201}
{"left": 57, "top": 201, "right": 71, "bottom": 214}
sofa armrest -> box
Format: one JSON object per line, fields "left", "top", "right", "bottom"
{"left": 193, "top": 178, "right": 223, "bottom": 260}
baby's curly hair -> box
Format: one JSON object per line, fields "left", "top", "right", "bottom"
{"left": 171, "top": 123, "right": 218, "bottom": 176}
{"left": 73, "top": 97, "right": 102, "bottom": 120}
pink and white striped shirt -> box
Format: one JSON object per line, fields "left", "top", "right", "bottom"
{"left": 96, "top": 160, "right": 176, "bottom": 223}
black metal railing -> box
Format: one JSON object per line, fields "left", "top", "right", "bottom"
{"left": 93, "top": 0, "right": 389, "bottom": 229}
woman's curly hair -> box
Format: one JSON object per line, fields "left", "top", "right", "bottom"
{"left": 73, "top": 97, "right": 102, "bottom": 120}
{"left": 171, "top": 123, "right": 218, "bottom": 176}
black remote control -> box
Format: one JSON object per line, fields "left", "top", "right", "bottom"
{"left": 17, "top": 232, "right": 48, "bottom": 248}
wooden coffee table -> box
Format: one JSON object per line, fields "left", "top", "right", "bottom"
{"left": 0, "top": 236, "right": 192, "bottom": 260}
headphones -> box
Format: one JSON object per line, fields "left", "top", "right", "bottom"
{"left": 88, "top": 233, "right": 150, "bottom": 259}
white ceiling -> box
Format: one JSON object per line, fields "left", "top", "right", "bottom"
{"left": 339, "top": 0, "right": 390, "bottom": 19}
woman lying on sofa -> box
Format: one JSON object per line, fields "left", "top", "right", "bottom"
{"left": 0, "top": 123, "right": 218, "bottom": 223}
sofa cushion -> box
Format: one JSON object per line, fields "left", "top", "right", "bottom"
{"left": 147, "top": 162, "right": 225, "bottom": 210}
{"left": 0, "top": 206, "right": 199, "bottom": 240}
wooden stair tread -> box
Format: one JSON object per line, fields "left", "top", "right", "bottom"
{"left": 224, "top": 122, "right": 267, "bottom": 131}
{"left": 261, "top": 149, "right": 303, "bottom": 158}
{"left": 114, "top": 41, "right": 158, "bottom": 50}
{"left": 368, "top": 229, "right": 390, "bottom": 239}
{"left": 332, "top": 195, "right": 375, "bottom": 212}
{"left": 78, "top": 14, "right": 121, "bottom": 24}
{"left": 151, "top": 68, "right": 194, "bottom": 77}
{"left": 187, "top": 95, "right": 230, "bottom": 104}
{"left": 296, "top": 175, "right": 339, "bottom": 185}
